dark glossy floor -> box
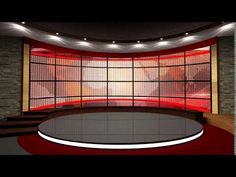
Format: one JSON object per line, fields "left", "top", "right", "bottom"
{"left": 39, "top": 112, "right": 202, "bottom": 144}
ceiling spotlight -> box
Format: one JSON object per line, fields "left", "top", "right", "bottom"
{"left": 21, "top": 22, "right": 25, "bottom": 24}
{"left": 56, "top": 32, "right": 59, "bottom": 35}
{"left": 137, "top": 41, "right": 140, "bottom": 43}
{"left": 84, "top": 38, "right": 87, "bottom": 41}
{"left": 185, "top": 32, "right": 189, "bottom": 36}
{"left": 112, "top": 41, "right": 115, "bottom": 43}
{"left": 160, "top": 38, "right": 163, "bottom": 41}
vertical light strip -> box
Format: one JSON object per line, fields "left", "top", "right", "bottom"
{"left": 22, "top": 44, "right": 30, "bottom": 112}
{"left": 211, "top": 44, "right": 218, "bottom": 114}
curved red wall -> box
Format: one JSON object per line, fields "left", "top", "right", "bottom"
{"left": 25, "top": 38, "right": 216, "bottom": 112}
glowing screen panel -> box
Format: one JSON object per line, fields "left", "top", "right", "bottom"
{"left": 29, "top": 44, "right": 212, "bottom": 112}
{"left": 185, "top": 46, "right": 211, "bottom": 111}
{"left": 185, "top": 47, "right": 210, "bottom": 64}
{"left": 56, "top": 66, "right": 80, "bottom": 81}
{"left": 160, "top": 82, "right": 185, "bottom": 97}
{"left": 108, "top": 68, "right": 132, "bottom": 81}
{"left": 108, "top": 82, "right": 132, "bottom": 96}
{"left": 134, "top": 67, "right": 158, "bottom": 81}
{"left": 186, "top": 64, "right": 210, "bottom": 81}
{"left": 134, "top": 82, "right": 159, "bottom": 96}
{"left": 160, "top": 53, "right": 184, "bottom": 66}
{"left": 82, "top": 67, "right": 107, "bottom": 81}
{"left": 82, "top": 82, "right": 107, "bottom": 96}
{"left": 56, "top": 82, "right": 81, "bottom": 97}
{"left": 160, "top": 66, "right": 184, "bottom": 81}
{"left": 134, "top": 56, "right": 158, "bottom": 67}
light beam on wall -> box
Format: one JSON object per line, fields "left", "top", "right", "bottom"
{"left": 11, "top": 23, "right": 28, "bottom": 32}
{"left": 133, "top": 43, "right": 145, "bottom": 48}
{"left": 107, "top": 44, "right": 120, "bottom": 49}
{"left": 49, "top": 35, "right": 62, "bottom": 41}
{"left": 219, "top": 23, "right": 235, "bottom": 31}
{"left": 182, "top": 36, "right": 196, "bottom": 42}
{"left": 78, "top": 41, "right": 91, "bottom": 47}
{"left": 157, "top": 41, "right": 169, "bottom": 46}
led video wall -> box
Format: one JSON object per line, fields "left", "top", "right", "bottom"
{"left": 27, "top": 43, "right": 212, "bottom": 112}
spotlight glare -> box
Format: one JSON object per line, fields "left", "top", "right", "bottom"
{"left": 160, "top": 38, "right": 163, "bottom": 41}
{"left": 56, "top": 32, "right": 59, "bottom": 35}
{"left": 220, "top": 23, "right": 235, "bottom": 31}
{"left": 108, "top": 44, "right": 119, "bottom": 49}
{"left": 21, "top": 22, "right": 25, "bottom": 24}
{"left": 112, "top": 41, "right": 115, "bottom": 43}
{"left": 11, "top": 23, "right": 27, "bottom": 32}
{"left": 182, "top": 36, "right": 195, "bottom": 42}
{"left": 137, "top": 41, "right": 140, "bottom": 43}
{"left": 49, "top": 35, "right": 62, "bottom": 41}
{"left": 133, "top": 43, "right": 144, "bottom": 48}
{"left": 157, "top": 41, "right": 169, "bottom": 46}
{"left": 78, "top": 41, "right": 91, "bottom": 47}
{"left": 84, "top": 38, "right": 87, "bottom": 41}
{"left": 185, "top": 32, "right": 189, "bottom": 35}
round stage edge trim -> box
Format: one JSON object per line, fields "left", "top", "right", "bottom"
{"left": 37, "top": 130, "right": 204, "bottom": 149}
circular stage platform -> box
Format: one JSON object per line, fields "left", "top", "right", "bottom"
{"left": 38, "top": 112, "right": 203, "bottom": 149}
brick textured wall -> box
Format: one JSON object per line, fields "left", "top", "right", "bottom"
{"left": 218, "top": 36, "right": 234, "bottom": 115}
{"left": 0, "top": 36, "right": 22, "bottom": 118}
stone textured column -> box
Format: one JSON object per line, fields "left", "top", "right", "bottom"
{"left": 218, "top": 35, "right": 234, "bottom": 114}
{"left": 0, "top": 36, "right": 22, "bottom": 118}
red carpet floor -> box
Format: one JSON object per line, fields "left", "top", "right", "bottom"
{"left": 18, "top": 124, "right": 234, "bottom": 155}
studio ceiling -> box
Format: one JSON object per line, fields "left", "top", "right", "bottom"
{"left": 0, "top": 22, "right": 234, "bottom": 53}
{"left": 28, "top": 22, "right": 215, "bottom": 42}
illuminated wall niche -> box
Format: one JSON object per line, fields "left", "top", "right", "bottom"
{"left": 23, "top": 38, "right": 217, "bottom": 112}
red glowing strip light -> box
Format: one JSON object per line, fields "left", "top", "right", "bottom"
{"left": 30, "top": 98, "right": 210, "bottom": 112}
{"left": 31, "top": 50, "right": 210, "bottom": 61}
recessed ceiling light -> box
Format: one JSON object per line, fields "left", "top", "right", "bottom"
{"left": 160, "top": 38, "right": 163, "bottom": 41}
{"left": 84, "top": 38, "right": 87, "bottom": 41}
{"left": 112, "top": 41, "right": 115, "bottom": 43}
{"left": 21, "top": 22, "right": 25, "bottom": 24}
{"left": 137, "top": 41, "right": 140, "bottom": 43}
{"left": 56, "top": 32, "right": 59, "bottom": 35}
{"left": 185, "top": 32, "right": 189, "bottom": 36}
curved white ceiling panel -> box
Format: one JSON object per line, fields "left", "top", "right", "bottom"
{"left": 0, "top": 22, "right": 234, "bottom": 53}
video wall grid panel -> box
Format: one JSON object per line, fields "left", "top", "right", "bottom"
{"left": 29, "top": 46, "right": 211, "bottom": 112}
